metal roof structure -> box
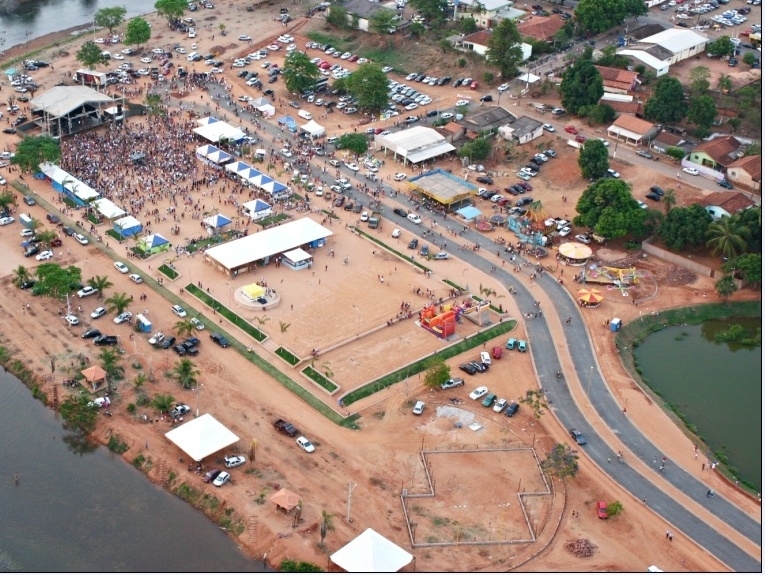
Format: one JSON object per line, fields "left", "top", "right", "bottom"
{"left": 31, "top": 86, "right": 114, "bottom": 118}
{"left": 165, "top": 414, "right": 240, "bottom": 463}
{"left": 408, "top": 169, "right": 478, "bottom": 206}
{"left": 638, "top": 28, "right": 709, "bottom": 54}
{"left": 375, "top": 127, "right": 456, "bottom": 165}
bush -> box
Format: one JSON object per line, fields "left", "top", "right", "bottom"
{"left": 666, "top": 146, "right": 685, "bottom": 161}
{"left": 280, "top": 559, "right": 323, "bottom": 572}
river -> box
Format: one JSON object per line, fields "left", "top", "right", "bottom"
{"left": 0, "top": 0, "right": 156, "bottom": 52}
{"left": 633, "top": 317, "right": 762, "bottom": 489}
{"left": 0, "top": 371, "right": 260, "bottom": 572}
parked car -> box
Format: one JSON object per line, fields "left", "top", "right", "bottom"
{"left": 569, "top": 429, "right": 587, "bottom": 445}
{"left": 160, "top": 336, "right": 176, "bottom": 349}
{"left": 213, "top": 471, "right": 231, "bottom": 487}
{"left": 77, "top": 286, "right": 98, "bottom": 298}
{"left": 172, "top": 304, "right": 187, "bottom": 318}
{"left": 94, "top": 334, "right": 119, "bottom": 346}
{"left": 114, "top": 311, "right": 133, "bottom": 324}
{"left": 518, "top": 340, "right": 527, "bottom": 352}
{"left": 113, "top": 261, "right": 129, "bottom": 273}
{"left": 169, "top": 404, "right": 190, "bottom": 418}
{"left": 412, "top": 400, "right": 426, "bottom": 415}
{"left": 203, "top": 469, "right": 222, "bottom": 483}
{"left": 149, "top": 332, "right": 165, "bottom": 345}
{"left": 90, "top": 307, "right": 106, "bottom": 319}
{"left": 492, "top": 346, "right": 503, "bottom": 359}
{"left": 224, "top": 455, "right": 246, "bottom": 468}
{"left": 597, "top": 501, "right": 608, "bottom": 519}
{"left": 459, "top": 363, "right": 477, "bottom": 375}
{"left": 505, "top": 402, "right": 520, "bottom": 417}
{"left": 469, "top": 386, "right": 488, "bottom": 400}
{"left": 493, "top": 398, "right": 508, "bottom": 413}
{"left": 296, "top": 436, "right": 315, "bottom": 452}
{"left": 481, "top": 393, "right": 497, "bottom": 407}
{"left": 506, "top": 337, "right": 517, "bottom": 350}
{"left": 128, "top": 273, "right": 142, "bottom": 284}
{"left": 683, "top": 167, "right": 699, "bottom": 176}
{"left": 82, "top": 328, "right": 102, "bottom": 339}
{"left": 440, "top": 378, "right": 465, "bottom": 390}
{"left": 190, "top": 317, "right": 205, "bottom": 330}
{"left": 407, "top": 238, "right": 418, "bottom": 249}
{"left": 210, "top": 333, "right": 230, "bottom": 347}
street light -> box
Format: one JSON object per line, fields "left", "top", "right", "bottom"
{"left": 352, "top": 304, "right": 361, "bottom": 336}
{"left": 195, "top": 383, "right": 204, "bottom": 418}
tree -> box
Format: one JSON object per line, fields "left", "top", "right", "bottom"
{"left": 94, "top": 6, "right": 127, "bottom": 35}
{"left": 144, "top": 93, "right": 165, "bottom": 117}
{"left": 578, "top": 139, "right": 609, "bottom": 180}
{"left": 59, "top": 395, "right": 98, "bottom": 434}
{"left": 540, "top": 443, "right": 579, "bottom": 480}
{"left": 706, "top": 36, "right": 733, "bottom": 58}
{"left": 459, "top": 17, "right": 478, "bottom": 34}
{"left": 606, "top": 501, "right": 624, "bottom": 517}
{"left": 76, "top": 40, "right": 110, "bottom": 69}
{"left": 574, "top": 0, "right": 626, "bottom": 34}
{"left": 346, "top": 64, "right": 390, "bottom": 112}
{"left": 644, "top": 76, "right": 686, "bottom": 124}
{"left": 661, "top": 188, "right": 677, "bottom": 215}
{"left": 423, "top": 358, "right": 450, "bottom": 389}
{"left": 172, "top": 358, "right": 200, "bottom": 389}
{"left": 336, "top": 133, "right": 368, "bottom": 155}
{"left": 174, "top": 318, "right": 199, "bottom": 338}
{"left": 716, "top": 73, "right": 733, "bottom": 93}
{"left": 487, "top": 19, "right": 523, "bottom": 80}
{"left": 658, "top": 205, "right": 712, "bottom": 250}
{"left": 574, "top": 178, "right": 647, "bottom": 239}
{"left": 12, "top": 265, "right": 31, "bottom": 288}
{"left": 715, "top": 274, "right": 737, "bottom": 303}
{"left": 624, "top": 0, "right": 647, "bottom": 17}
{"left": 706, "top": 216, "right": 749, "bottom": 259}
{"left": 689, "top": 66, "right": 711, "bottom": 97}
{"left": 326, "top": 4, "right": 349, "bottom": 28}
{"left": 730, "top": 206, "right": 760, "bottom": 253}
{"left": 154, "top": 0, "right": 186, "bottom": 23}
{"left": 151, "top": 392, "right": 176, "bottom": 414}
{"left": 125, "top": 17, "right": 151, "bottom": 49}
{"left": 105, "top": 292, "right": 131, "bottom": 314}
{"left": 743, "top": 52, "right": 756, "bottom": 67}
{"left": 97, "top": 348, "right": 124, "bottom": 381}
{"left": 88, "top": 275, "right": 113, "bottom": 299}
{"left": 559, "top": 58, "right": 603, "bottom": 115}
{"left": 369, "top": 8, "right": 398, "bottom": 34}
{"left": 36, "top": 229, "right": 58, "bottom": 249}
{"left": 0, "top": 190, "right": 16, "bottom": 212}
{"left": 724, "top": 253, "right": 761, "bottom": 287}
{"left": 33, "top": 263, "right": 82, "bottom": 299}
{"left": 409, "top": 0, "right": 448, "bottom": 23}
{"left": 458, "top": 137, "right": 492, "bottom": 161}
{"left": 518, "top": 389, "right": 548, "bottom": 418}
{"left": 585, "top": 103, "right": 616, "bottom": 124}
{"left": 10, "top": 134, "right": 61, "bottom": 173}
{"left": 483, "top": 72, "right": 495, "bottom": 85}
{"left": 283, "top": 51, "right": 321, "bottom": 95}
{"left": 687, "top": 95, "right": 717, "bottom": 137}
{"left": 665, "top": 146, "right": 685, "bottom": 161}
{"left": 319, "top": 510, "right": 335, "bottom": 544}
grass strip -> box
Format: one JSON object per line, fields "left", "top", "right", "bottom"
{"left": 275, "top": 346, "right": 300, "bottom": 366}
{"left": 343, "top": 319, "right": 517, "bottom": 405}
{"left": 302, "top": 366, "right": 339, "bottom": 393}
{"left": 353, "top": 227, "right": 431, "bottom": 273}
{"left": 185, "top": 284, "right": 266, "bottom": 342}
{"left": 443, "top": 279, "right": 466, "bottom": 291}
{"left": 158, "top": 264, "right": 179, "bottom": 280}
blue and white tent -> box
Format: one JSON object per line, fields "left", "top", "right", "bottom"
{"left": 197, "top": 116, "right": 220, "bottom": 126}
{"left": 203, "top": 213, "right": 232, "bottom": 230}
{"left": 225, "top": 161, "right": 250, "bottom": 176}
{"left": 139, "top": 233, "right": 171, "bottom": 254}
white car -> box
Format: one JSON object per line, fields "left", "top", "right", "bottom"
{"left": 268, "top": 44, "right": 280, "bottom": 51}
{"left": 35, "top": 250, "right": 54, "bottom": 261}
{"left": 607, "top": 168, "right": 621, "bottom": 178}
{"left": 77, "top": 286, "right": 98, "bottom": 298}
{"left": 148, "top": 332, "right": 165, "bottom": 345}
{"left": 64, "top": 314, "right": 80, "bottom": 326}
{"left": 394, "top": 173, "right": 407, "bottom": 181}
{"left": 113, "top": 53, "right": 124, "bottom": 60}
{"left": 213, "top": 471, "right": 230, "bottom": 487}
{"left": 224, "top": 455, "right": 246, "bottom": 468}
{"left": 91, "top": 307, "right": 107, "bottom": 319}
{"left": 543, "top": 123, "right": 555, "bottom": 132}
{"left": 340, "top": 52, "right": 352, "bottom": 59}
{"left": 433, "top": 251, "right": 449, "bottom": 260}
{"left": 407, "top": 213, "right": 422, "bottom": 224}
{"left": 140, "top": 57, "right": 152, "bottom": 64}
{"left": 558, "top": 226, "right": 571, "bottom": 237}
{"left": 440, "top": 112, "right": 454, "bottom": 120}
{"left": 357, "top": 57, "right": 369, "bottom": 64}
{"left": 412, "top": 401, "right": 425, "bottom": 415}
{"left": 497, "top": 83, "right": 510, "bottom": 92}
{"left": 683, "top": 167, "right": 699, "bottom": 176}
{"left": 190, "top": 317, "right": 205, "bottom": 330}
{"left": 405, "top": 103, "right": 419, "bottom": 110}
{"left": 455, "top": 99, "right": 469, "bottom": 107}
{"left": 175, "top": 47, "right": 186, "bottom": 54}
{"left": 0, "top": 216, "right": 15, "bottom": 225}
{"left": 151, "top": 48, "right": 164, "bottom": 54}
{"left": 114, "top": 311, "right": 133, "bottom": 324}
{"left": 20, "top": 228, "right": 33, "bottom": 236}
{"left": 490, "top": 194, "right": 503, "bottom": 203}
{"left": 114, "top": 261, "right": 129, "bottom": 274}
{"left": 239, "top": 35, "right": 252, "bottom": 41}
{"left": 493, "top": 398, "right": 508, "bottom": 413}
{"left": 296, "top": 436, "right": 315, "bottom": 453}
{"left": 516, "top": 172, "right": 531, "bottom": 181}
{"left": 469, "top": 386, "right": 489, "bottom": 400}
{"left": 575, "top": 234, "right": 591, "bottom": 244}
{"left": 392, "top": 228, "right": 401, "bottom": 238}
{"left": 188, "top": 30, "right": 196, "bottom": 38}
{"left": 382, "top": 66, "right": 393, "bottom": 72}
{"left": 360, "top": 211, "right": 369, "bottom": 222}
{"left": 345, "top": 163, "right": 359, "bottom": 172}
{"left": 172, "top": 305, "right": 187, "bottom": 318}
{"left": 281, "top": 149, "right": 293, "bottom": 158}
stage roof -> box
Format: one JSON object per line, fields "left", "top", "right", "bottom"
{"left": 31, "top": 86, "right": 114, "bottom": 117}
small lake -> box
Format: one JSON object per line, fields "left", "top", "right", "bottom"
{"left": 633, "top": 317, "right": 762, "bottom": 489}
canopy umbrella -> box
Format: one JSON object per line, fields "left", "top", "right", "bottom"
{"left": 489, "top": 214, "right": 506, "bottom": 225}
{"left": 559, "top": 242, "right": 593, "bottom": 260}
{"left": 5, "top": 68, "right": 17, "bottom": 76}
{"left": 577, "top": 288, "right": 604, "bottom": 305}
{"left": 242, "top": 283, "right": 265, "bottom": 300}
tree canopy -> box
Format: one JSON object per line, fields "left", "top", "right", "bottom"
{"left": 11, "top": 135, "right": 61, "bottom": 173}
{"left": 706, "top": 36, "right": 734, "bottom": 57}
{"left": 154, "top": 0, "right": 186, "bottom": 22}
{"left": 125, "top": 17, "right": 151, "bottom": 49}
{"left": 578, "top": 138, "right": 610, "bottom": 179}
{"left": 644, "top": 76, "right": 686, "bottom": 124}
{"left": 687, "top": 94, "right": 717, "bottom": 137}
{"left": 459, "top": 17, "right": 478, "bottom": 34}
{"left": 369, "top": 8, "right": 398, "bottom": 34}
{"left": 624, "top": 0, "right": 648, "bottom": 18}
{"left": 423, "top": 359, "right": 450, "bottom": 389}
{"left": 458, "top": 137, "right": 492, "bottom": 161}
{"left": 486, "top": 19, "right": 523, "bottom": 80}
{"left": 689, "top": 66, "right": 711, "bottom": 97}
{"left": 327, "top": 4, "right": 349, "bottom": 28}
{"left": 336, "top": 133, "right": 368, "bottom": 155}
{"left": 724, "top": 253, "right": 761, "bottom": 286}
{"left": 706, "top": 216, "right": 750, "bottom": 259}
{"left": 32, "top": 263, "right": 82, "bottom": 299}
{"left": 574, "top": 0, "right": 626, "bottom": 34}
{"left": 94, "top": 6, "right": 127, "bottom": 35}
{"left": 729, "top": 206, "right": 760, "bottom": 253}
{"left": 60, "top": 395, "right": 98, "bottom": 434}
{"left": 408, "top": 0, "right": 448, "bottom": 23}
{"left": 658, "top": 204, "right": 712, "bottom": 250}
{"left": 346, "top": 64, "right": 390, "bottom": 112}
{"left": 574, "top": 178, "right": 647, "bottom": 239}
{"left": 559, "top": 58, "right": 603, "bottom": 115}
{"left": 283, "top": 51, "right": 321, "bottom": 95}
{"left": 541, "top": 443, "right": 579, "bottom": 480}
{"left": 76, "top": 40, "right": 110, "bottom": 69}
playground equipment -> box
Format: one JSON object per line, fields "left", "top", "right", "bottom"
{"left": 419, "top": 304, "right": 458, "bottom": 339}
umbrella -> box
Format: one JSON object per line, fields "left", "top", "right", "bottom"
{"left": 489, "top": 214, "right": 506, "bottom": 225}
{"left": 577, "top": 288, "right": 604, "bottom": 304}
{"left": 559, "top": 242, "right": 593, "bottom": 260}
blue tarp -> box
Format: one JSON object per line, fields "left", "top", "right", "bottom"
{"left": 456, "top": 206, "right": 481, "bottom": 221}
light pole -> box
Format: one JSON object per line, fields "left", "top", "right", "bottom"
{"left": 587, "top": 366, "right": 594, "bottom": 407}
{"left": 195, "top": 382, "right": 204, "bottom": 418}
{"left": 352, "top": 304, "right": 361, "bottom": 336}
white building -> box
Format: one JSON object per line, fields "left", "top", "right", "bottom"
{"left": 374, "top": 126, "right": 456, "bottom": 166}
{"left": 617, "top": 28, "right": 708, "bottom": 76}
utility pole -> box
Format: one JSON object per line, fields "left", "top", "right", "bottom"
{"left": 346, "top": 482, "right": 356, "bottom": 523}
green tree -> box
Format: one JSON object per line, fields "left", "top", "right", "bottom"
{"left": 76, "top": 40, "right": 110, "bottom": 69}
{"left": 606, "top": 501, "right": 624, "bottom": 517}
{"left": 283, "top": 51, "right": 321, "bottom": 95}
{"left": 409, "top": 0, "right": 448, "bottom": 23}
{"left": 94, "top": 6, "right": 127, "bottom": 35}
{"left": 88, "top": 275, "right": 113, "bottom": 299}
{"left": 327, "top": 4, "right": 349, "bottom": 28}
{"left": 715, "top": 274, "right": 737, "bottom": 303}
{"left": 644, "top": 76, "right": 686, "bottom": 124}
{"left": 346, "top": 63, "right": 390, "bottom": 112}
{"left": 104, "top": 291, "right": 132, "bottom": 314}
{"left": 336, "top": 133, "right": 369, "bottom": 155}
{"left": 706, "top": 36, "right": 733, "bottom": 57}
{"left": 518, "top": 389, "right": 548, "bottom": 418}
{"left": 661, "top": 188, "right": 677, "bottom": 215}
{"left": 151, "top": 392, "right": 176, "bottom": 414}
{"left": 97, "top": 347, "right": 124, "bottom": 381}
{"left": 665, "top": 146, "right": 686, "bottom": 161}
{"left": 624, "top": 0, "right": 647, "bottom": 17}
{"left": 154, "top": 0, "right": 186, "bottom": 23}
{"left": 706, "top": 216, "right": 749, "bottom": 259}
{"left": 729, "top": 206, "right": 760, "bottom": 253}
{"left": 174, "top": 318, "right": 199, "bottom": 338}
{"left": 559, "top": 58, "right": 603, "bottom": 115}
{"left": 574, "top": 178, "right": 647, "bottom": 239}
{"left": 744, "top": 141, "right": 761, "bottom": 157}
{"left": 578, "top": 139, "right": 609, "bottom": 180}
{"left": 724, "top": 253, "right": 761, "bottom": 287}
{"left": 540, "top": 443, "right": 579, "bottom": 479}
{"left": 144, "top": 93, "right": 165, "bottom": 117}
{"left": 280, "top": 560, "right": 323, "bottom": 573}
{"left": 743, "top": 52, "right": 756, "bottom": 67}
{"left": 12, "top": 265, "right": 31, "bottom": 288}
{"left": 658, "top": 205, "right": 712, "bottom": 250}
{"left": 10, "top": 135, "right": 61, "bottom": 173}
{"left": 483, "top": 71, "right": 495, "bottom": 85}
{"left": 369, "top": 8, "right": 398, "bottom": 34}
{"left": 716, "top": 73, "right": 733, "bottom": 93}
{"left": 585, "top": 103, "right": 615, "bottom": 124}
{"left": 125, "top": 17, "right": 151, "bottom": 49}
{"left": 33, "top": 263, "right": 82, "bottom": 299}
{"left": 0, "top": 190, "right": 14, "bottom": 212}
{"left": 423, "top": 358, "right": 450, "bottom": 389}
{"left": 595, "top": 45, "right": 630, "bottom": 69}
{"left": 409, "top": 21, "right": 426, "bottom": 37}
{"left": 687, "top": 95, "right": 717, "bottom": 137}
{"left": 458, "top": 137, "right": 492, "bottom": 161}
{"left": 59, "top": 395, "right": 98, "bottom": 434}
{"left": 689, "top": 66, "right": 711, "bottom": 97}
{"left": 319, "top": 509, "right": 335, "bottom": 544}
{"left": 574, "top": 0, "right": 626, "bottom": 34}
{"left": 553, "top": 20, "right": 574, "bottom": 47}
{"left": 459, "top": 17, "right": 478, "bottom": 34}
{"left": 487, "top": 19, "right": 523, "bottom": 80}
{"left": 172, "top": 358, "right": 200, "bottom": 390}
{"left": 36, "top": 229, "right": 58, "bottom": 249}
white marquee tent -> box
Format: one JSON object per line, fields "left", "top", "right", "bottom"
{"left": 301, "top": 119, "right": 325, "bottom": 138}
{"left": 193, "top": 122, "right": 246, "bottom": 144}
{"left": 93, "top": 198, "right": 126, "bottom": 220}
{"left": 330, "top": 528, "right": 413, "bottom": 572}
{"left": 165, "top": 413, "right": 240, "bottom": 462}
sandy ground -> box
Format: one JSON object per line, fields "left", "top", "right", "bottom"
{"left": 0, "top": 4, "right": 760, "bottom": 572}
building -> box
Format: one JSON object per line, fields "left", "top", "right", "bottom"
{"left": 617, "top": 29, "right": 708, "bottom": 76}
{"left": 650, "top": 130, "right": 687, "bottom": 154}
{"left": 498, "top": 116, "right": 543, "bottom": 144}
{"left": 456, "top": 30, "right": 532, "bottom": 60}
{"left": 341, "top": 0, "right": 400, "bottom": 32}
{"left": 408, "top": 169, "right": 477, "bottom": 212}
{"left": 456, "top": 0, "right": 525, "bottom": 28}
{"left": 30, "top": 86, "right": 123, "bottom": 137}
{"left": 458, "top": 105, "right": 516, "bottom": 137}
{"left": 725, "top": 155, "right": 761, "bottom": 191}
{"left": 698, "top": 192, "right": 756, "bottom": 220}
{"left": 594, "top": 66, "right": 641, "bottom": 94}
{"left": 374, "top": 126, "right": 456, "bottom": 166}
{"left": 517, "top": 16, "right": 565, "bottom": 42}
{"left": 607, "top": 115, "right": 657, "bottom": 145}
{"left": 687, "top": 135, "right": 745, "bottom": 173}
{"left": 599, "top": 95, "right": 643, "bottom": 116}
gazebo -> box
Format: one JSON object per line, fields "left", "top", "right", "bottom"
{"left": 558, "top": 242, "right": 593, "bottom": 266}
{"left": 202, "top": 213, "right": 232, "bottom": 232}
{"left": 577, "top": 287, "right": 604, "bottom": 308}
{"left": 330, "top": 528, "right": 413, "bottom": 572}
{"left": 81, "top": 365, "right": 107, "bottom": 391}
{"left": 270, "top": 488, "right": 301, "bottom": 513}
{"left": 139, "top": 233, "right": 171, "bottom": 255}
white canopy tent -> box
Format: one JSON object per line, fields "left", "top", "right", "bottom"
{"left": 330, "top": 528, "right": 413, "bottom": 572}
{"left": 93, "top": 198, "right": 126, "bottom": 220}
{"left": 193, "top": 122, "right": 246, "bottom": 143}
{"left": 165, "top": 413, "right": 240, "bottom": 462}
{"left": 301, "top": 119, "right": 325, "bottom": 138}
{"left": 257, "top": 104, "right": 275, "bottom": 117}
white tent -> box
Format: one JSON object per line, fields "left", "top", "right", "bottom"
{"left": 301, "top": 119, "right": 325, "bottom": 138}
{"left": 165, "top": 413, "right": 240, "bottom": 462}
{"left": 93, "top": 198, "right": 126, "bottom": 220}
{"left": 197, "top": 116, "right": 220, "bottom": 126}
{"left": 330, "top": 528, "right": 413, "bottom": 572}
{"left": 193, "top": 122, "right": 246, "bottom": 143}
{"left": 257, "top": 104, "right": 275, "bottom": 117}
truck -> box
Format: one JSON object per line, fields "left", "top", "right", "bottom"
{"left": 274, "top": 419, "right": 298, "bottom": 436}
{"left": 367, "top": 215, "right": 380, "bottom": 229}
{"left": 73, "top": 69, "right": 108, "bottom": 87}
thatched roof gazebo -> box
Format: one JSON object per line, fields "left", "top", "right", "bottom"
{"left": 81, "top": 365, "right": 107, "bottom": 391}
{"left": 270, "top": 488, "right": 301, "bottom": 513}
{"left": 577, "top": 287, "right": 604, "bottom": 308}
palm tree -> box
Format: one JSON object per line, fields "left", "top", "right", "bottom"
{"left": 319, "top": 510, "right": 335, "bottom": 544}
{"left": 525, "top": 200, "right": 549, "bottom": 230}
{"left": 662, "top": 189, "right": 677, "bottom": 215}
{"left": 706, "top": 216, "right": 749, "bottom": 260}
{"left": 36, "top": 229, "right": 58, "bottom": 249}
{"left": 174, "top": 318, "right": 199, "bottom": 338}
{"left": 27, "top": 217, "right": 41, "bottom": 234}
{"left": 6, "top": 95, "right": 15, "bottom": 109}
{"left": 254, "top": 315, "right": 270, "bottom": 327}
{"left": 0, "top": 190, "right": 16, "bottom": 212}
{"left": 97, "top": 348, "right": 124, "bottom": 381}
{"left": 12, "top": 265, "right": 31, "bottom": 288}
{"left": 279, "top": 321, "right": 291, "bottom": 334}
{"left": 133, "top": 372, "right": 147, "bottom": 391}
{"left": 104, "top": 291, "right": 132, "bottom": 314}
{"left": 89, "top": 275, "right": 114, "bottom": 299}
{"left": 172, "top": 358, "right": 200, "bottom": 390}
{"left": 717, "top": 74, "right": 733, "bottom": 93}
{"left": 151, "top": 392, "right": 176, "bottom": 414}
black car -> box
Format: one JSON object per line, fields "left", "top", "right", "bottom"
{"left": 94, "top": 335, "right": 119, "bottom": 346}
{"left": 476, "top": 176, "right": 494, "bottom": 185}
{"left": 511, "top": 185, "right": 526, "bottom": 195}
{"left": 505, "top": 402, "right": 520, "bottom": 417}
{"left": 407, "top": 238, "right": 418, "bottom": 249}
{"left": 23, "top": 196, "right": 36, "bottom": 206}
{"left": 24, "top": 245, "right": 40, "bottom": 257}
{"left": 469, "top": 360, "right": 488, "bottom": 373}
{"left": 479, "top": 94, "right": 493, "bottom": 102}
{"left": 479, "top": 189, "right": 495, "bottom": 199}
{"left": 2, "top": 128, "right": 17, "bottom": 135}
{"left": 46, "top": 214, "right": 62, "bottom": 225}
{"left": 425, "top": 109, "right": 439, "bottom": 117}
{"left": 569, "top": 429, "right": 586, "bottom": 445}
{"left": 210, "top": 333, "right": 230, "bottom": 348}
{"left": 237, "top": 70, "right": 249, "bottom": 78}
{"left": 459, "top": 362, "right": 477, "bottom": 375}
{"left": 718, "top": 179, "right": 733, "bottom": 189}
{"left": 393, "top": 207, "right": 407, "bottom": 217}
{"left": 172, "top": 344, "right": 188, "bottom": 356}
{"left": 62, "top": 226, "right": 75, "bottom": 236}
{"left": 160, "top": 336, "right": 176, "bottom": 349}
{"left": 19, "top": 279, "right": 36, "bottom": 289}
{"left": 82, "top": 328, "right": 102, "bottom": 339}
{"left": 650, "top": 186, "right": 665, "bottom": 196}
{"left": 516, "top": 197, "right": 533, "bottom": 207}
{"left": 646, "top": 192, "right": 662, "bottom": 201}
{"left": 452, "top": 78, "right": 463, "bottom": 87}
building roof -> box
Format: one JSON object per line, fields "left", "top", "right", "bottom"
{"left": 330, "top": 528, "right": 413, "bottom": 573}
{"left": 517, "top": 16, "right": 564, "bottom": 41}
{"left": 611, "top": 115, "right": 655, "bottom": 136}
{"left": 506, "top": 115, "right": 543, "bottom": 135}
{"left": 441, "top": 121, "right": 465, "bottom": 135}
{"left": 600, "top": 99, "right": 643, "bottom": 115}
{"left": 376, "top": 126, "right": 455, "bottom": 164}
{"left": 461, "top": 30, "right": 493, "bottom": 47}
{"left": 460, "top": 0, "right": 511, "bottom": 11}
{"left": 653, "top": 130, "right": 685, "bottom": 147}
{"left": 458, "top": 105, "right": 516, "bottom": 131}
{"left": 728, "top": 155, "right": 762, "bottom": 181}
{"left": 628, "top": 23, "right": 669, "bottom": 41}
{"left": 165, "top": 414, "right": 240, "bottom": 463}
{"left": 594, "top": 66, "right": 639, "bottom": 91}
{"left": 408, "top": 169, "right": 477, "bottom": 204}
{"left": 31, "top": 86, "right": 114, "bottom": 117}
{"left": 343, "top": 0, "right": 395, "bottom": 18}
{"left": 643, "top": 44, "right": 675, "bottom": 61}
{"left": 698, "top": 192, "right": 756, "bottom": 214}
{"left": 617, "top": 48, "right": 669, "bottom": 72}
{"left": 693, "top": 135, "right": 743, "bottom": 166}
{"left": 204, "top": 217, "right": 332, "bottom": 271}
{"left": 639, "top": 28, "right": 709, "bottom": 53}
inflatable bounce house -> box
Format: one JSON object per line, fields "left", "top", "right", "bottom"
{"left": 419, "top": 304, "right": 458, "bottom": 339}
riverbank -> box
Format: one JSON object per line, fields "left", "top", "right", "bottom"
{"left": 0, "top": 23, "right": 93, "bottom": 68}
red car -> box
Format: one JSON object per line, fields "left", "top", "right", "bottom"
{"left": 564, "top": 125, "right": 578, "bottom": 135}
{"left": 492, "top": 346, "right": 503, "bottom": 360}
{"left": 517, "top": 181, "right": 532, "bottom": 191}
{"left": 470, "top": 81, "right": 479, "bottom": 90}
{"left": 597, "top": 501, "right": 608, "bottom": 519}
{"left": 575, "top": 135, "right": 587, "bottom": 143}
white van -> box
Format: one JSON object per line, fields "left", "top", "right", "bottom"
{"left": 298, "top": 109, "right": 312, "bottom": 120}
{"left": 186, "top": 52, "right": 198, "bottom": 62}
{"left": 480, "top": 351, "right": 492, "bottom": 365}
